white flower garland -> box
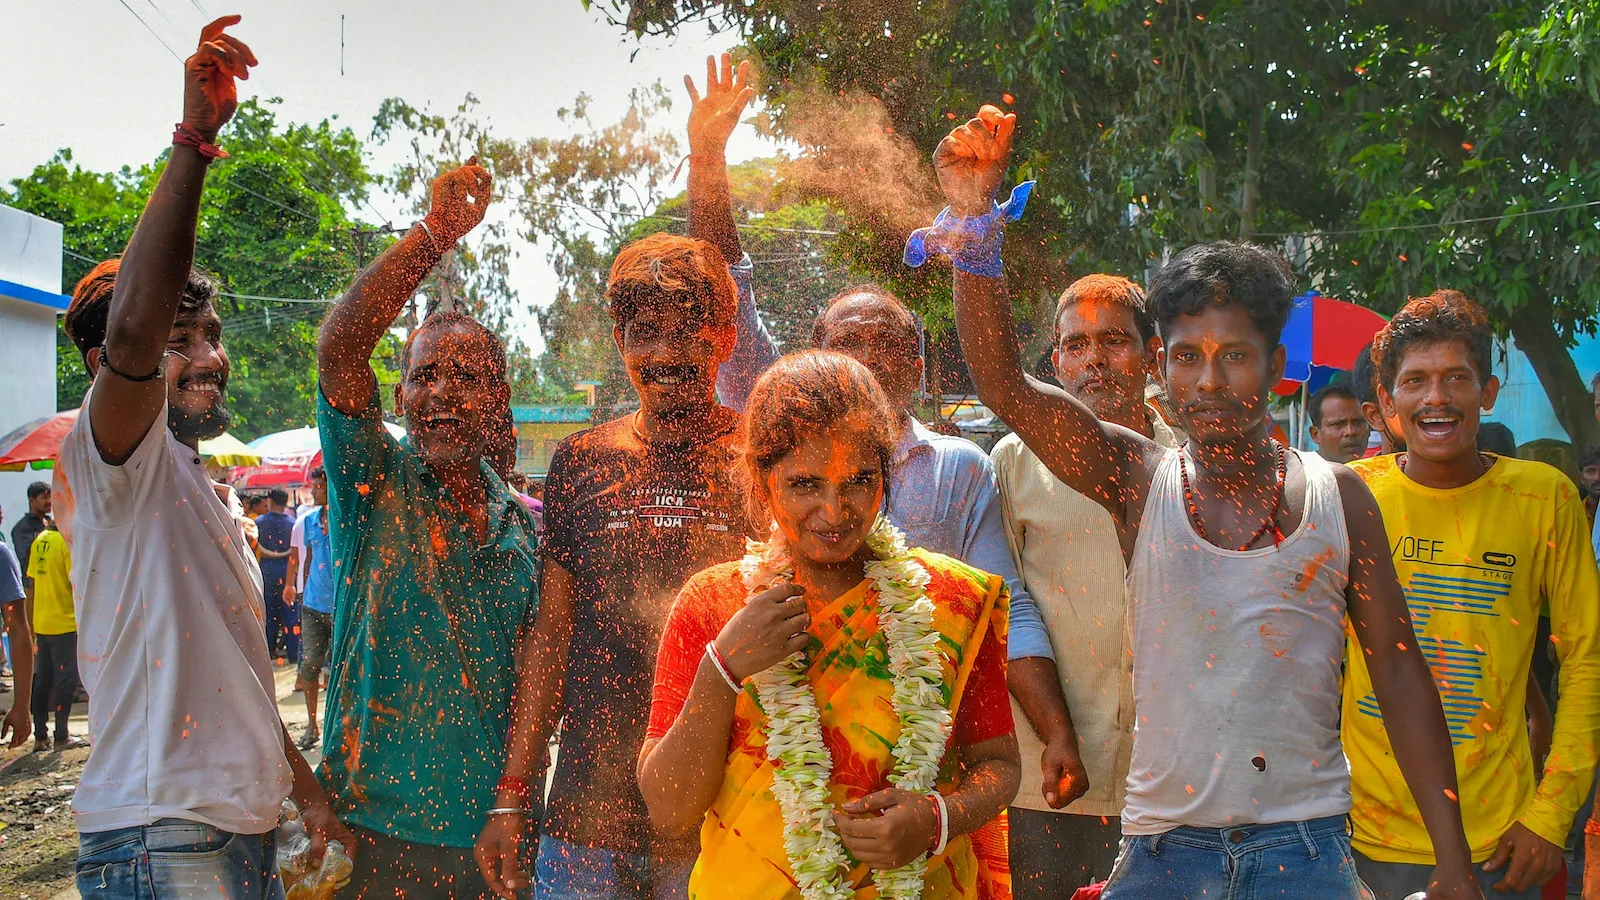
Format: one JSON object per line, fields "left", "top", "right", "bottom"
{"left": 740, "top": 515, "right": 953, "bottom": 900}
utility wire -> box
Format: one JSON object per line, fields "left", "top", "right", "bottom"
{"left": 1251, "top": 198, "right": 1600, "bottom": 239}
{"left": 114, "top": 0, "right": 183, "bottom": 62}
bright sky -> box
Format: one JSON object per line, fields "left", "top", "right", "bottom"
{"left": 0, "top": 0, "right": 776, "bottom": 353}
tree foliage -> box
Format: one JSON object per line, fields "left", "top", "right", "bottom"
{"left": 592, "top": 0, "right": 1600, "bottom": 446}
{"left": 376, "top": 87, "right": 850, "bottom": 409}
{"left": 5, "top": 99, "right": 401, "bottom": 437}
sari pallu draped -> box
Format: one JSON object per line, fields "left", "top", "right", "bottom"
{"left": 648, "top": 549, "right": 1013, "bottom": 900}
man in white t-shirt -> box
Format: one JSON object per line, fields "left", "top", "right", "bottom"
{"left": 52, "top": 18, "right": 352, "bottom": 899}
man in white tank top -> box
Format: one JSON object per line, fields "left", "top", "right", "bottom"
{"left": 923, "top": 104, "right": 1484, "bottom": 900}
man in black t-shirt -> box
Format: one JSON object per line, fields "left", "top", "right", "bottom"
{"left": 473, "top": 229, "right": 750, "bottom": 899}
{"left": 11, "top": 482, "right": 51, "bottom": 595}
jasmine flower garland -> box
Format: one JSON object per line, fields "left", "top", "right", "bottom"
{"left": 739, "top": 515, "right": 953, "bottom": 900}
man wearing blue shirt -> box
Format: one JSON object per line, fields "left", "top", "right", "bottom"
{"left": 284, "top": 467, "right": 334, "bottom": 751}
{"left": 683, "top": 51, "right": 1076, "bottom": 815}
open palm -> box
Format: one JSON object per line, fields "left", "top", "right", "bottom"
{"left": 686, "top": 52, "right": 755, "bottom": 154}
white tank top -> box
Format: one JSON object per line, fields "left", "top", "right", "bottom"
{"left": 1122, "top": 447, "right": 1352, "bottom": 834}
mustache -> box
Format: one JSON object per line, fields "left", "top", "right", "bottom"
{"left": 1412, "top": 406, "right": 1465, "bottom": 422}
{"left": 641, "top": 364, "right": 701, "bottom": 384}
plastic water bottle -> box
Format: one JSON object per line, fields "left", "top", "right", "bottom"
{"left": 1403, "top": 893, "right": 1429, "bottom": 900}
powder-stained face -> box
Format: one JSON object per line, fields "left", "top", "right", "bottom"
{"left": 396, "top": 323, "right": 502, "bottom": 469}
{"left": 1053, "top": 298, "right": 1156, "bottom": 421}
{"left": 817, "top": 294, "right": 922, "bottom": 411}
{"left": 615, "top": 298, "right": 734, "bottom": 418}
{"left": 1380, "top": 339, "right": 1499, "bottom": 466}
{"left": 763, "top": 429, "right": 885, "bottom": 568}
{"left": 1160, "top": 303, "right": 1285, "bottom": 444}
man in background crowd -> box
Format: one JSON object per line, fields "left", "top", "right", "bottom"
{"left": 257, "top": 488, "right": 298, "bottom": 664}
{"left": 10, "top": 483, "right": 51, "bottom": 597}
{"left": 284, "top": 467, "right": 332, "bottom": 751}
{"left": 1307, "top": 384, "right": 1371, "bottom": 463}
{"left": 26, "top": 517, "right": 85, "bottom": 752}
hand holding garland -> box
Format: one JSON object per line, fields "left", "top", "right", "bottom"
{"left": 834, "top": 730, "right": 1018, "bottom": 870}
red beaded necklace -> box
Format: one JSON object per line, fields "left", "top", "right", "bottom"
{"left": 1178, "top": 440, "right": 1287, "bottom": 551}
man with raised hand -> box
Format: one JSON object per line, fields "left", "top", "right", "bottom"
{"left": 689, "top": 55, "right": 1072, "bottom": 836}
{"left": 473, "top": 235, "right": 750, "bottom": 897}
{"left": 989, "top": 273, "right": 1181, "bottom": 895}
{"left": 54, "top": 17, "right": 350, "bottom": 897}
{"left": 1344, "top": 291, "right": 1600, "bottom": 899}
{"left": 927, "top": 104, "right": 1482, "bottom": 899}
{"left": 316, "top": 156, "right": 539, "bottom": 899}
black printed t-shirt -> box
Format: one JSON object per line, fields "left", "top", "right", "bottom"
{"left": 540, "top": 413, "right": 749, "bottom": 857}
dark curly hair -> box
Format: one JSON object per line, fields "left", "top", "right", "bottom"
{"left": 64, "top": 259, "right": 220, "bottom": 364}
{"left": 1146, "top": 241, "right": 1295, "bottom": 347}
{"left": 1371, "top": 290, "right": 1493, "bottom": 391}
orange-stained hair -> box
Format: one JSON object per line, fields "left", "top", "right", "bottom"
{"left": 64, "top": 258, "right": 219, "bottom": 363}
{"left": 605, "top": 233, "right": 737, "bottom": 332}
{"left": 738, "top": 350, "right": 898, "bottom": 525}
{"left": 1054, "top": 273, "right": 1155, "bottom": 344}
{"left": 1371, "top": 289, "right": 1493, "bottom": 389}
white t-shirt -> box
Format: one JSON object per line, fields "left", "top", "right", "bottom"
{"left": 55, "top": 388, "right": 291, "bottom": 835}
{"left": 289, "top": 510, "right": 311, "bottom": 592}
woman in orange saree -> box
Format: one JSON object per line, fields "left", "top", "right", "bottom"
{"left": 638, "top": 350, "right": 1019, "bottom": 900}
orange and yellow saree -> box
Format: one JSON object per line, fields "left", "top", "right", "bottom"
{"left": 647, "top": 548, "right": 1013, "bottom": 900}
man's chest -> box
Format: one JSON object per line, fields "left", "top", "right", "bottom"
{"left": 1384, "top": 500, "right": 1538, "bottom": 630}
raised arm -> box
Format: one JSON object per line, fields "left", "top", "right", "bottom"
{"left": 935, "top": 108, "right": 1152, "bottom": 536}
{"left": 91, "top": 17, "right": 256, "bottom": 463}
{"left": 685, "top": 53, "right": 751, "bottom": 268}
{"left": 683, "top": 54, "right": 778, "bottom": 411}
{"left": 317, "top": 160, "right": 490, "bottom": 414}
{"left": 1339, "top": 469, "right": 1480, "bottom": 899}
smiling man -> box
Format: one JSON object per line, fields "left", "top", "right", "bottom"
{"left": 315, "top": 158, "right": 541, "bottom": 899}
{"left": 1344, "top": 291, "right": 1600, "bottom": 900}
{"left": 473, "top": 231, "right": 751, "bottom": 900}
{"left": 54, "top": 17, "right": 351, "bottom": 897}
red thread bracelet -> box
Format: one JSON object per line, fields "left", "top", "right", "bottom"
{"left": 172, "top": 123, "right": 229, "bottom": 160}
{"left": 1585, "top": 818, "right": 1600, "bottom": 837}
{"left": 496, "top": 775, "right": 533, "bottom": 802}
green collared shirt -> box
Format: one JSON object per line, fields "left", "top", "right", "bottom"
{"left": 314, "top": 388, "right": 539, "bottom": 848}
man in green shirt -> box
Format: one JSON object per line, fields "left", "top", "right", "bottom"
{"left": 315, "top": 157, "right": 539, "bottom": 898}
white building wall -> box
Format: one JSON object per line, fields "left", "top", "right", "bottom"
{"left": 0, "top": 205, "right": 65, "bottom": 537}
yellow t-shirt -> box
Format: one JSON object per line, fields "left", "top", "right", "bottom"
{"left": 1345, "top": 453, "right": 1600, "bottom": 863}
{"left": 26, "top": 528, "right": 75, "bottom": 636}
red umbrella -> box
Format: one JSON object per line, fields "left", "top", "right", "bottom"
{"left": 231, "top": 449, "right": 321, "bottom": 490}
{"left": 0, "top": 410, "right": 79, "bottom": 470}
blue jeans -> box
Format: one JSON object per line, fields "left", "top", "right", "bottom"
{"left": 1353, "top": 849, "right": 1541, "bottom": 900}
{"left": 1101, "top": 816, "right": 1367, "bottom": 900}
{"left": 76, "top": 819, "right": 283, "bottom": 899}
{"left": 534, "top": 834, "right": 691, "bottom": 900}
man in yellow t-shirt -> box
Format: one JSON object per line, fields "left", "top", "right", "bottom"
{"left": 1346, "top": 290, "right": 1600, "bottom": 900}
{"left": 26, "top": 522, "right": 85, "bottom": 752}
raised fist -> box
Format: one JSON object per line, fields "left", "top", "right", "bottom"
{"left": 685, "top": 53, "right": 755, "bottom": 156}
{"left": 183, "top": 15, "right": 257, "bottom": 141}
{"left": 424, "top": 156, "right": 493, "bottom": 246}
{"left": 933, "top": 105, "right": 1016, "bottom": 217}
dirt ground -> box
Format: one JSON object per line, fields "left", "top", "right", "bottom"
{"left": 0, "top": 664, "right": 320, "bottom": 900}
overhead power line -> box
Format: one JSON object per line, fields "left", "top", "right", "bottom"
{"left": 114, "top": 0, "right": 182, "bottom": 62}
{"left": 1252, "top": 198, "right": 1600, "bottom": 239}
